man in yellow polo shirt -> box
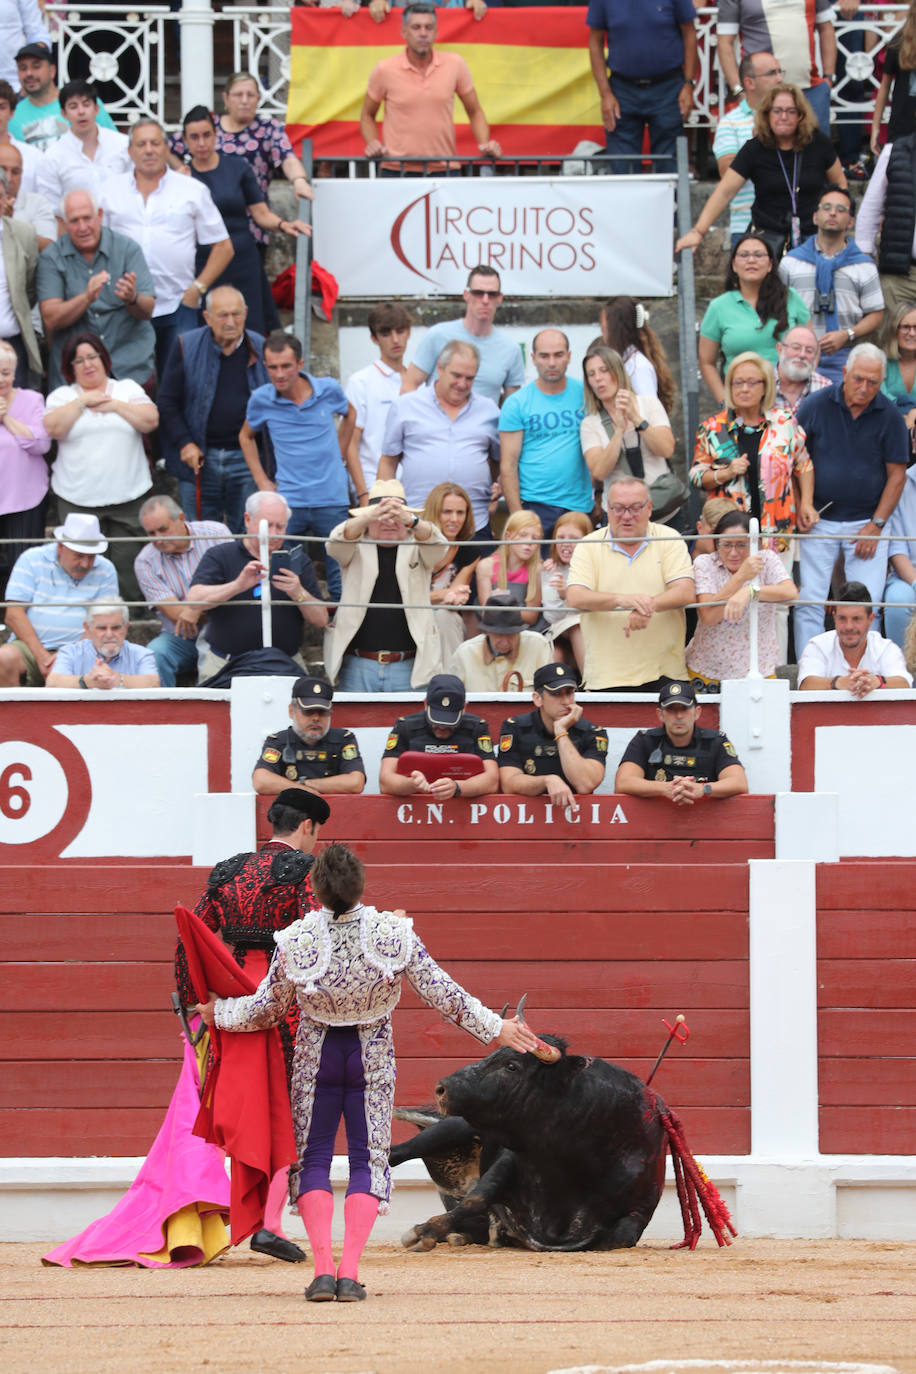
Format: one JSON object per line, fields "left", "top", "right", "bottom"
{"left": 566, "top": 475, "right": 695, "bottom": 691}
{"left": 359, "top": 3, "right": 501, "bottom": 174}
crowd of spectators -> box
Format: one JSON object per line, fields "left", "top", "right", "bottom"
{"left": 1, "top": 6, "right": 916, "bottom": 713}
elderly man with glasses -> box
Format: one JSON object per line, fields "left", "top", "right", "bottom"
{"left": 794, "top": 343, "right": 909, "bottom": 656}
{"left": 566, "top": 475, "right": 694, "bottom": 692}
{"left": 774, "top": 324, "right": 831, "bottom": 416}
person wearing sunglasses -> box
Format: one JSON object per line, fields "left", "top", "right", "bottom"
{"left": 399, "top": 263, "right": 523, "bottom": 405}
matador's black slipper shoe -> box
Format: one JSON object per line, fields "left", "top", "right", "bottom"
{"left": 305, "top": 1273, "right": 338, "bottom": 1302}
{"left": 250, "top": 1229, "right": 307, "bottom": 1263}
{"left": 336, "top": 1277, "right": 367, "bottom": 1302}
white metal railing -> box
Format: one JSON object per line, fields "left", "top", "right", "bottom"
{"left": 46, "top": 3, "right": 171, "bottom": 126}
{"left": 42, "top": 4, "right": 911, "bottom": 133}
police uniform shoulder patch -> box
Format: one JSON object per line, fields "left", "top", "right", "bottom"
{"left": 723, "top": 740, "right": 737, "bottom": 757}
{"left": 260, "top": 747, "right": 281, "bottom": 764}
{"left": 342, "top": 743, "right": 358, "bottom": 761}
{"left": 499, "top": 734, "right": 514, "bottom": 753}
{"left": 384, "top": 732, "right": 400, "bottom": 752}
{"left": 596, "top": 735, "right": 608, "bottom": 753}
{"left": 478, "top": 734, "right": 494, "bottom": 754}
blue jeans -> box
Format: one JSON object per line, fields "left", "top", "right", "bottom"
{"left": 883, "top": 570, "right": 916, "bottom": 648}
{"left": 803, "top": 81, "right": 831, "bottom": 139}
{"left": 146, "top": 630, "right": 199, "bottom": 687}
{"left": 337, "top": 653, "right": 415, "bottom": 692}
{"left": 286, "top": 503, "right": 351, "bottom": 603}
{"left": 153, "top": 304, "right": 201, "bottom": 379}
{"left": 178, "top": 447, "right": 256, "bottom": 533}
{"left": 795, "top": 516, "right": 891, "bottom": 656}
{"left": 605, "top": 72, "right": 684, "bottom": 175}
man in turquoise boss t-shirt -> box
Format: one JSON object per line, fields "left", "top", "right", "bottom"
{"left": 11, "top": 43, "right": 116, "bottom": 151}
{"left": 499, "top": 328, "right": 591, "bottom": 541}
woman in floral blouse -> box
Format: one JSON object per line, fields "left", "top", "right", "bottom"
{"left": 170, "top": 71, "right": 314, "bottom": 252}
{"left": 690, "top": 351, "right": 817, "bottom": 556}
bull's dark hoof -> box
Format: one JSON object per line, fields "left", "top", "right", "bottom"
{"left": 336, "top": 1277, "right": 367, "bottom": 1302}
{"left": 249, "top": 1230, "right": 306, "bottom": 1263}
{"left": 305, "top": 1273, "right": 337, "bottom": 1302}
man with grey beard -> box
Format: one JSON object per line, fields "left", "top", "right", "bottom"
{"left": 252, "top": 675, "right": 366, "bottom": 796}
{"left": 774, "top": 325, "right": 831, "bottom": 417}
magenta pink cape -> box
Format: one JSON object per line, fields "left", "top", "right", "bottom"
{"left": 41, "top": 1033, "right": 231, "bottom": 1268}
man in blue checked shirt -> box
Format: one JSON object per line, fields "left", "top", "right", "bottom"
{"left": 0, "top": 512, "right": 117, "bottom": 686}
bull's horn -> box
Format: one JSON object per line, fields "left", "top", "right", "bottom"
{"left": 515, "top": 993, "right": 561, "bottom": 1063}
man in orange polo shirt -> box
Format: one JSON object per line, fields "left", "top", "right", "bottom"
{"left": 360, "top": 2, "right": 501, "bottom": 174}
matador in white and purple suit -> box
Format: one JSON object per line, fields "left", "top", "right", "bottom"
{"left": 209, "top": 853, "right": 538, "bottom": 1304}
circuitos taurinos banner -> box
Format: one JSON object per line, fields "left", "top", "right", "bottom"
{"left": 312, "top": 176, "right": 675, "bottom": 298}
{"left": 286, "top": 6, "right": 604, "bottom": 158}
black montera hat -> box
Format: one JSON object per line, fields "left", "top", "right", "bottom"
{"left": 271, "top": 788, "right": 331, "bottom": 825}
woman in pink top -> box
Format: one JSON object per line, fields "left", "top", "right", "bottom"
{"left": 687, "top": 508, "right": 797, "bottom": 686}
{"left": 0, "top": 338, "right": 50, "bottom": 583}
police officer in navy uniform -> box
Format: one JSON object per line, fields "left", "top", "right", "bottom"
{"left": 252, "top": 675, "right": 366, "bottom": 796}
{"left": 614, "top": 680, "right": 749, "bottom": 805}
{"left": 174, "top": 786, "right": 331, "bottom": 1263}
{"left": 498, "top": 662, "right": 608, "bottom": 809}
{"left": 379, "top": 673, "right": 499, "bottom": 799}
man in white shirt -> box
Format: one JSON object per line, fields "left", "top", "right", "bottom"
{"left": 36, "top": 79, "right": 130, "bottom": 209}
{"left": 0, "top": 142, "right": 53, "bottom": 246}
{"left": 797, "top": 581, "right": 912, "bottom": 694}
{"left": 99, "top": 119, "right": 233, "bottom": 377}
{"left": 341, "top": 301, "right": 412, "bottom": 499}
{"left": 0, "top": 78, "right": 40, "bottom": 193}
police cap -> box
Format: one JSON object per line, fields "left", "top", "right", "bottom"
{"left": 292, "top": 675, "right": 333, "bottom": 710}
{"left": 658, "top": 680, "right": 698, "bottom": 708}
{"left": 533, "top": 662, "right": 577, "bottom": 694}
{"left": 426, "top": 674, "right": 466, "bottom": 727}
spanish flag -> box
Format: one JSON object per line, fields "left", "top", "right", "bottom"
{"left": 286, "top": 7, "right": 603, "bottom": 157}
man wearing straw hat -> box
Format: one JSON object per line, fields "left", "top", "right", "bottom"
{"left": 323, "top": 478, "right": 445, "bottom": 693}
{"left": 0, "top": 511, "right": 117, "bottom": 684}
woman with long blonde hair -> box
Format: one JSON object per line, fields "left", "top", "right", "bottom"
{"left": 421, "top": 481, "right": 479, "bottom": 658}
{"left": 475, "top": 509, "right": 543, "bottom": 625}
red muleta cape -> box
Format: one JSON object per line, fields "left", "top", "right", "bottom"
{"left": 174, "top": 904, "right": 297, "bottom": 1245}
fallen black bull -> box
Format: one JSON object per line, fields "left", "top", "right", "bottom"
{"left": 390, "top": 1001, "right": 736, "bottom": 1253}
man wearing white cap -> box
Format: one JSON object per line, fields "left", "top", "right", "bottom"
{"left": 0, "top": 511, "right": 118, "bottom": 684}
{"left": 324, "top": 478, "right": 445, "bottom": 693}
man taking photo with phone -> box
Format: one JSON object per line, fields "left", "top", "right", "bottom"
{"left": 188, "top": 489, "right": 327, "bottom": 684}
